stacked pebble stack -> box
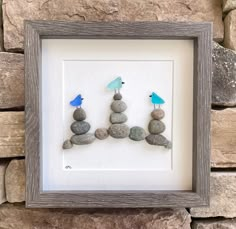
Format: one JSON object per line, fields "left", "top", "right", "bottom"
{"left": 145, "top": 108, "right": 172, "bottom": 149}
{"left": 62, "top": 108, "right": 95, "bottom": 149}
{"left": 108, "top": 93, "right": 130, "bottom": 138}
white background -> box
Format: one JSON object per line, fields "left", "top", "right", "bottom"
{"left": 41, "top": 39, "right": 193, "bottom": 191}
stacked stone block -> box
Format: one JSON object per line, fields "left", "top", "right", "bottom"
{"left": 145, "top": 108, "right": 172, "bottom": 148}
{"left": 108, "top": 93, "right": 130, "bottom": 138}
{"left": 63, "top": 108, "right": 95, "bottom": 149}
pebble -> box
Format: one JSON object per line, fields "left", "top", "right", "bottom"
{"left": 111, "top": 101, "right": 127, "bottom": 113}
{"left": 148, "top": 120, "right": 165, "bottom": 134}
{"left": 145, "top": 134, "right": 172, "bottom": 149}
{"left": 70, "top": 121, "right": 90, "bottom": 135}
{"left": 109, "top": 124, "right": 130, "bottom": 138}
{"left": 73, "top": 107, "right": 86, "bottom": 121}
{"left": 129, "top": 126, "right": 146, "bottom": 141}
{"left": 151, "top": 108, "right": 165, "bottom": 120}
{"left": 71, "top": 134, "right": 96, "bottom": 145}
{"left": 95, "top": 128, "right": 109, "bottom": 140}
{"left": 62, "top": 139, "right": 73, "bottom": 149}
{"left": 113, "top": 93, "right": 122, "bottom": 100}
{"left": 110, "top": 113, "right": 128, "bottom": 124}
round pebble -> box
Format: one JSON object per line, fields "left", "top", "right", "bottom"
{"left": 113, "top": 93, "right": 122, "bottom": 100}
{"left": 71, "top": 134, "right": 95, "bottom": 145}
{"left": 70, "top": 121, "right": 90, "bottom": 135}
{"left": 129, "top": 126, "right": 146, "bottom": 141}
{"left": 73, "top": 108, "right": 86, "bottom": 121}
{"left": 109, "top": 124, "right": 130, "bottom": 138}
{"left": 110, "top": 113, "right": 128, "bottom": 124}
{"left": 151, "top": 108, "right": 165, "bottom": 120}
{"left": 148, "top": 120, "right": 165, "bottom": 134}
{"left": 145, "top": 134, "right": 171, "bottom": 148}
{"left": 95, "top": 128, "right": 109, "bottom": 140}
{"left": 62, "top": 139, "right": 73, "bottom": 149}
{"left": 111, "top": 101, "right": 127, "bottom": 113}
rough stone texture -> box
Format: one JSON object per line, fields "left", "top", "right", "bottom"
{"left": 0, "top": 161, "right": 8, "bottom": 204}
{"left": 70, "top": 121, "right": 90, "bottom": 135}
{"left": 211, "top": 109, "right": 236, "bottom": 168}
{"left": 224, "top": 10, "right": 236, "bottom": 51}
{"left": 129, "top": 126, "right": 146, "bottom": 141}
{"left": 193, "top": 219, "right": 236, "bottom": 229}
{"left": 212, "top": 42, "right": 236, "bottom": 106}
{"left": 109, "top": 124, "right": 130, "bottom": 138}
{"left": 113, "top": 93, "right": 122, "bottom": 100}
{"left": 0, "top": 205, "right": 191, "bottom": 229}
{"left": 2, "top": 0, "right": 223, "bottom": 51}
{"left": 110, "top": 112, "right": 128, "bottom": 124}
{"left": 111, "top": 100, "right": 127, "bottom": 113}
{"left": 148, "top": 120, "right": 166, "bottom": 134}
{"left": 223, "top": 0, "right": 236, "bottom": 13}
{"left": 0, "top": 52, "right": 24, "bottom": 108}
{"left": 62, "top": 139, "right": 73, "bottom": 149}
{"left": 151, "top": 108, "right": 165, "bottom": 120}
{"left": 146, "top": 134, "right": 172, "bottom": 148}
{"left": 73, "top": 107, "right": 86, "bottom": 121}
{"left": 5, "top": 159, "right": 25, "bottom": 203}
{"left": 190, "top": 172, "right": 236, "bottom": 218}
{"left": 0, "top": 112, "right": 24, "bottom": 158}
{"left": 71, "top": 134, "right": 96, "bottom": 145}
{"left": 95, "top": 128, "right": 109, "bottom": 140}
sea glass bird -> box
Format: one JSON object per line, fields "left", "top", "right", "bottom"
{"left": 150, "top": 92, "right": 165, "bottom": 109}
{"left": 107, "top": 77, "right": 125, "bottom": 93}
{"left": 70, "top": 94, "right": 84, "bottom": 107}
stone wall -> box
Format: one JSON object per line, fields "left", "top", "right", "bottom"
{"left": 0, "top": 0, "right": 235, "bottom": 228}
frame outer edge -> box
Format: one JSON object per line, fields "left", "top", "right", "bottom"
{"left": 24, "top": 21, "right": 212, "bottom": 208}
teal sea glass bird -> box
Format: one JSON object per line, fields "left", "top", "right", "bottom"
{"left": 70, "top": 94, "right": 84, "bottom": 107}
{"left": 107, "top": 77, "right": 125, "bottom": 93}
{"left": 150, "top": 92, "right": 165, "bottom": 109}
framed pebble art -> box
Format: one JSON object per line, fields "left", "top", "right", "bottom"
{"left": 25, "top": 21, "right": 212, "bottom": 208}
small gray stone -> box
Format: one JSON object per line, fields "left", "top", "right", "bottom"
{"left": 151, "top": 109, "right": 165, "bottom": 120}
{"left": 110, "top": 113, "right": 128, "bottom": 124}
{"left": 146, "top": 134, "right": 172, "bottom": 148}
{"left": 109, "top": 124, "right": 130, "bottom": 139}
{"left": 129, "top": 126, "right": 146, "bottom": 141}
{"left": 95, "top": 128, "right": 109, "bottom": 140}
{"left": 212, "top": 42, "right": 236, "bottom": 106}
{"left": 70, "top": 121, "right": 90, "bottom": 135}
{"left": 148, "top": 120, "right": 165, "bottom": 134}
{"left": 111, "top": 101, "right": 127, "bottom": 113}
{"left": 62, "top": 140, "right": 73, "bottom": 149}
{"left": 73, "top": 108, "right": 86, "bottom": 121}
{"left": 113, "top": 93, "right": 122, "bottom": 100}
{"left": 71, "top": 134, "right": 95, "bottom": 145}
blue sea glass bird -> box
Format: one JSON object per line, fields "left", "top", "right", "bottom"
{"left": 150, "top": 92, "right": 165, "bottom": 109}
{"left": 107, "top": 77, "right": 125, "bottom": 93}
{"left": 70, "top": 94, "right": 84, "bottom": 107}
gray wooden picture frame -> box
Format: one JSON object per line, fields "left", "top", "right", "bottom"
{"left": 25, "top": 21, "right": 211, "bottom": 208}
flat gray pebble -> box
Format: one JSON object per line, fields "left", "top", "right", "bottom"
{"left": 71, "top": 134, "right": 96, "bottom": 145}
{"left": 62, "top": 139, "right": 73, "bottom": 149}
{"left": 111, "top": 100, "right": 127, "bottom": 113}
{"left": 73, "top": 108, "right": 86, "bottom": 121}
{"left": 109, "top": 124, "right": 130, "bottom": 138}
{"left": 146, "top": 134, "right": 172, "bottom": 148}
{"left": 113, "top": 93, "right": 122, "bottom": 100}
{"left": 129, "top": 126, "right": 146, "bottom": 141}
{"left": 110, "top": 113, "right": 128, "bottom": 124}
{"left": 95, "top": 128, "right": 109, "bottom": 140}
{"left": 71, "top": 121, "right": 90, "bottom": 135}
{"left": 151, "top": 108, "right": 165, "bottom": 120}
{"left": 148, "top": 120, "right": 165, "bottom": 134}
